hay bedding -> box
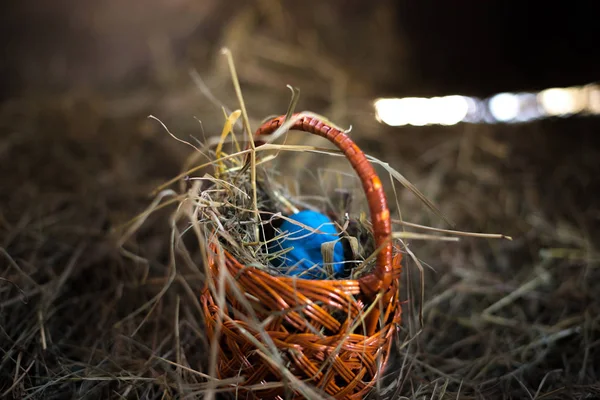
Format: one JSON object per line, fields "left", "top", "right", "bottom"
{"left": 375, "top": 122, "right": 600, "bottom": 399}
{"left": 1, "top": 73, "right": 600, "bottom": 400}
{"left": 0, "top": 91, "right": 404, "bottom": 399}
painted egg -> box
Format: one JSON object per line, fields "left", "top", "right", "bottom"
{"left": 269, "top": 210, "right": 345, "bottom": 279}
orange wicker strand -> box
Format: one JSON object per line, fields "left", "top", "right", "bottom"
{"left": 200, "top": 114, "right": 403, "bottom": 399}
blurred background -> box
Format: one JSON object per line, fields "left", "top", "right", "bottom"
{"left": 1, "top": 1, "right": 599, "bottom": 399}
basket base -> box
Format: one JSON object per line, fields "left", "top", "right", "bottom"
{"left": 201, "top": 249, "right": 402, "bottom": 399}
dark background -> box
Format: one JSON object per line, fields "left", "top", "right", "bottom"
{"left": 1, "top": 1, "right": 598, "bottom": 99}
{"left": 395, "top": 1, "right": 600, "bottom": 96}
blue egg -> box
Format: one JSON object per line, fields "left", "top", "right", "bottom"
{"left": 268, "top": 210, "right": 345, "bottom": 279}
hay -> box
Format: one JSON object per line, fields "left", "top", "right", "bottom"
{"left": 0, "top": 96, "right": 209, "bottom": 399}
{"left": 376, "top": 122, "right": 600, "bottom": 399}
{"left": 2, "top": 92, "right": 599, "bottom": 399}
{"left": 1, "top": 6, "right": 599, "bottom": 396}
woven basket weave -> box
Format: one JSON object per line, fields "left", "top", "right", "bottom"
{"left": 201, "top": 114, "right": 403, "bottom": 399}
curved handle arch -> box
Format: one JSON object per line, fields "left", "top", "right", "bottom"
{"left": 253, "top": 114, "right": 393, "bottom": 296}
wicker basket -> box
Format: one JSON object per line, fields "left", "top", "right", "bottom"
{"left": 201, "top": 114, "right": 403, "bottom": 399}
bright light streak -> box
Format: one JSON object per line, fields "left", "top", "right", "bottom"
{"left": 374, "top": 98, "right": 409, "bottom": 126}
{"left": 431, "top": 96, "right": 470, "bottom": 125}
{"left": 489, "top": 93, "right": 520, "bottom": 122}
{"left": 403, "top": 97, "right": 430, "bottom": 126}
{"left": 538, "top": 87, "right": 584, "bottom": 116}
{"left": 514, "top": 93, "right": 542, "bottom": 122}
{"left": 587, "top": 85, "right": 600, "bottom": 114}
{"left": 375, "top": 95, "right": 472, "bottom": 127}
{"left": 461, "top": 96, "right": 482, "bottom": 123}
{"left": 375, "top": 83, "right": 599, "bottom": 127}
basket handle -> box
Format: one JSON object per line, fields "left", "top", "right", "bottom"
{"left": 253, "top": 114, "right": 393, "bottom": 297}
